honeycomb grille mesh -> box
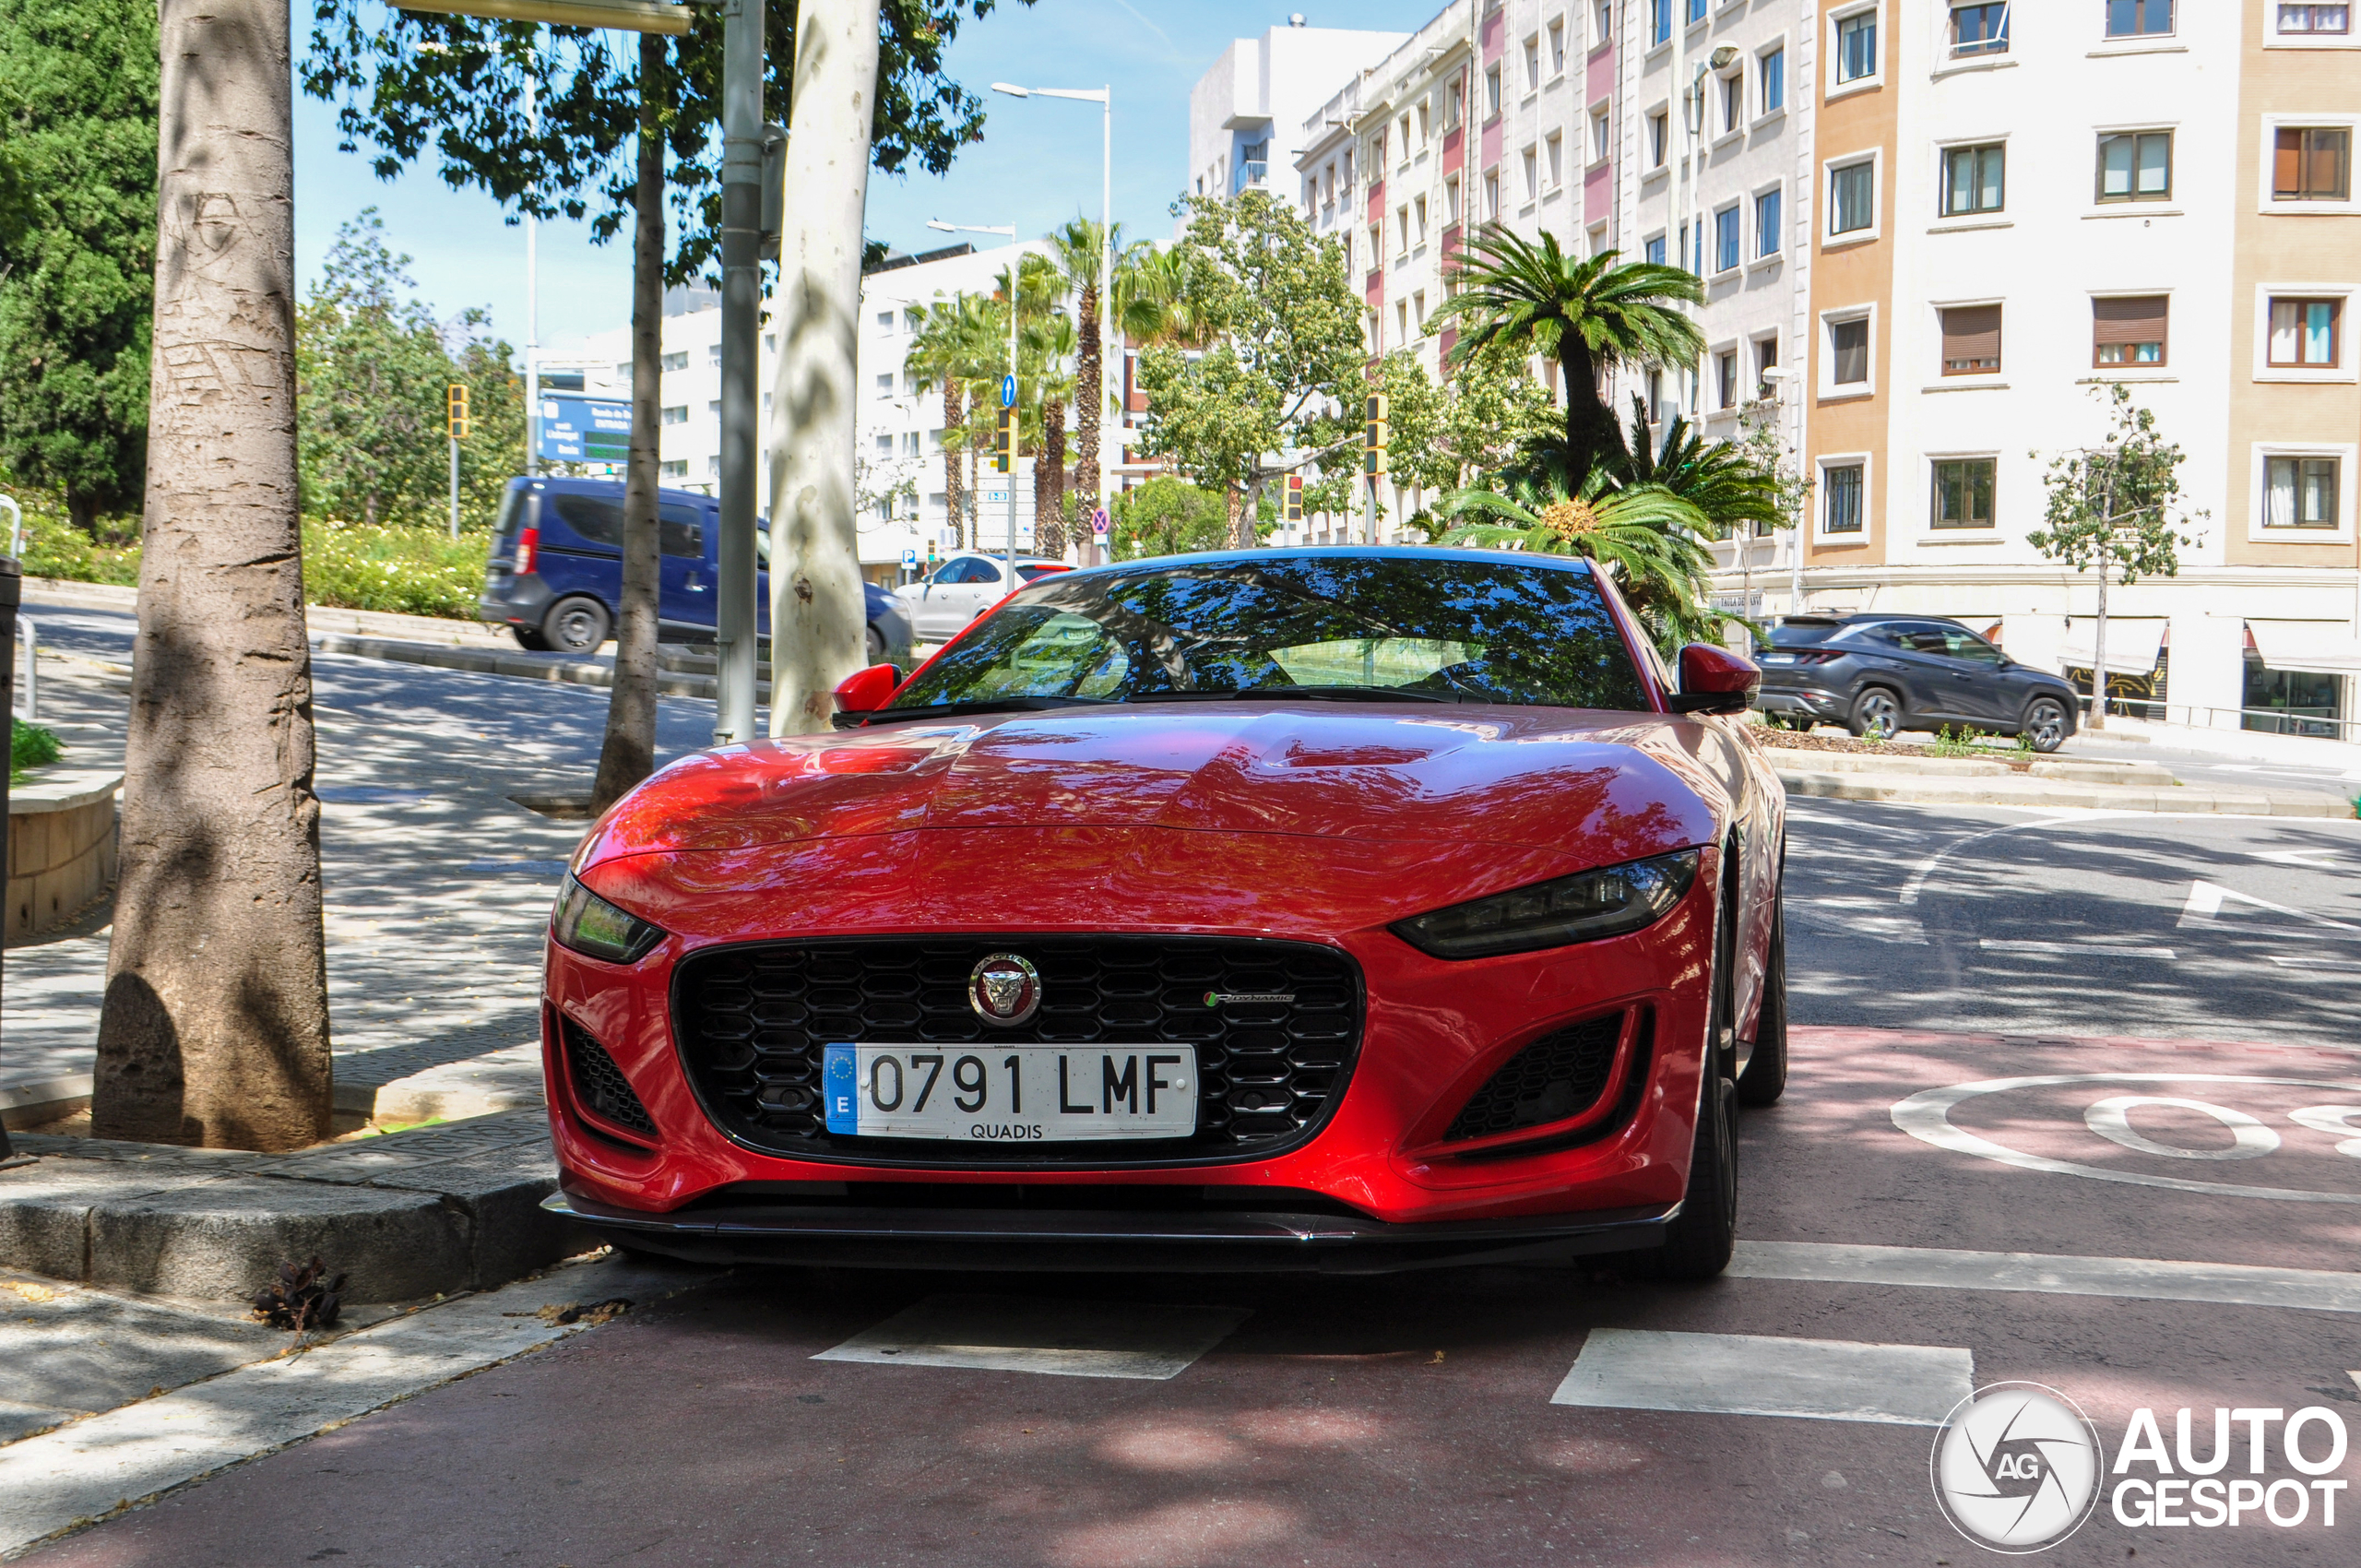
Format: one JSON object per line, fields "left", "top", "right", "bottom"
{"left": 671, "top": 937, "right": 1363, "bottom": 1164}
{"left": 562, "top": 1016, "right": 658, "bottom": 1138}
{"left": 1442, "top": 1014, "right": 1624, "bottom": 1143}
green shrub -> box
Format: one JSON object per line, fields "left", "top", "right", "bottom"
{"left": 11, "top": 718, "right": 62, "bottom": 782}
{"left": 11, "top": 492, "right": 141, "bottom": 587}
{"left": 300, "top": 519, "right": 490, "bottom": 619}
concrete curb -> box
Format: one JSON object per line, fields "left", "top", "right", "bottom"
{"left": 307, "top": 632, "right": 765, "bottom": 704}
{"left": 1774, "top": 767, "right": 2351, "bottom": 816}
{"left": 0, "top": 1111, "right": 587, "bottom": 1305}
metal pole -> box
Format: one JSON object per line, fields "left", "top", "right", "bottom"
{"left": 448, "top": 435, "right": 461, "bottom": 539}
{"left": 714, "top": 0, "right": 764, "bottom": 744}
{"left": 1007, "top": 248, "right": 1021, "bottom": 592}
{"left": 0, "top": 556, "right": 18, "bottom": 1165}
{"left": 525, "top": 69, "right": 540, "bottom": 480}
{"left": 1099, "top": 88, "right": 1113, "bottom": 566}
{"left": 14, "top": 615, "right": 30, "bottom": 723}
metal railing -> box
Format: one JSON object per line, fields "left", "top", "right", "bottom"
{"left": 1232, "top": 160, "right": 1269, "bottom": 193}
{"left": 2135, "top": 701, "right": 2361, "bottom": 745}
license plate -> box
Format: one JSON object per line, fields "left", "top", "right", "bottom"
{"left": 822, "top": 1044, "right": 1199, "bottom": 1143}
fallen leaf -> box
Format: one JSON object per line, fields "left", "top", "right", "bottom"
{"left": 1429, "top": 1351, "right": 1445, "bottom": 1365}
{"left": 4, "top": 1281, "right": 58, "bottom": 1304}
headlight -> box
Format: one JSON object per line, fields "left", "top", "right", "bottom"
{"left": 552, "top": 873, "right": 668, "bottom": 964}
{"left": 1390, "top": 849, "right": 1701, "bottom": 959}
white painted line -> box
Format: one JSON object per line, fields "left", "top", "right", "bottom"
{"left": 0, "top": 1254, "right": 708, "bottom": 1559}
{"left": 1897, "top": 814, "right": 2087, "bottom": 907}
{"left": 1733, "top": 1240, "right": 2361, "bottom": 1314}
{"left": 2177, "top": 879, "right": 2361, "bottom": 937}
{"left": 1978, "top": 939, "right": 2176, "bottom": 959}
{"left": 813, "top": 1294, "right": 1250, "bottom": 1382}
{"left": 1549, "top": 1329, "right": 1973, "bottom": 1427}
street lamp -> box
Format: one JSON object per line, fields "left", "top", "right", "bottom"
{"left": 929, "top": 220, "right": 1023, "bottom": 597}
{"left": 991, "top": 81, "right": 1113, "bottom": 564}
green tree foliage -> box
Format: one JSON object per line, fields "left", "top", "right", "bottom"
{"left": 296, "top": 211, "right": 524, "bottom": 529}
{"left": 0, "top": 0, "right": 157, "bottom": 530}
{"left": 1378, "top": 341, "right": 1561, "bottom": 498}
{"left": 1109, "top": 476, "right": 1233, "bottom": 559}
{"left": 1134, "top": 193, "right": 1367, "bottom": 539}
{"left": 1609, "top": 397, "right": 1783, "bottom": 542}
{"left": 1430, "top": 230, "right": 1703, "bottom": 481}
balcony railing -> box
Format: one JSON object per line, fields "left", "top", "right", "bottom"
{"left": 1233, "top": 160, "right": 1269, "bottom": 194}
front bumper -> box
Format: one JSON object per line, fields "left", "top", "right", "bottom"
{"left": 545, "top": 1185, "right": 1674, "bottom": 1273}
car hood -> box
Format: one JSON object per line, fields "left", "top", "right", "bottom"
{"left": 575, "top": 703, "right": 1733, "bottom": 871}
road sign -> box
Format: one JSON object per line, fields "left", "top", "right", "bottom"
{"left": 1090, "top": 506, "right": 1109, "bottom": 540}
{"left": 901, "top": 548, "right": 918, "bottom": 567}
{"left": 538, "top": 396, "right": 631, "bottom": 463}
{"left": 1000, "top": 374, "right": 1017, "bottom": 409}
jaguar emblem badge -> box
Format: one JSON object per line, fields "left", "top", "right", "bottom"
{"left": 967, "top": 953, "right": 1042, "bottom": 1027}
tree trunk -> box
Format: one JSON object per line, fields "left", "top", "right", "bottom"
{"left": 766, "top": 0, "right": 880, "bottom": 737}
{"left": 1037, "top": 396, "right": 1067, "bottom": 557}
{"left": 590, "top": 35, "right": 666, "bottom": 810}
{"left": 941, "top": 380, "right": 964, "bottom": 548}
{"left": 93, "top": 0, "right": 330, "bottom": 1150}
{"left": 1560, "top": 339, "right": 1617, "bottom": 481}
{"left": 1074, "top": 282, "right": 1100, "bottom": 517}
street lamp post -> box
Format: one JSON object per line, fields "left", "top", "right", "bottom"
{"left": 929, "top": 221, "right": 1023, "bottom": 598}
{"left": 1759, "top": 367, "right": 1803, "bottom": 617}
{"left": 991, "top": 82, "right": 1113, "bottom": 564}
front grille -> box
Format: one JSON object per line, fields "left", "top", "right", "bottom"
{"left": 1443, "top": 1013, "right": 1623, "bottom": 1143}
{"left": 562, "top": 1016, "right": 658, "bottom": 1139}
{"left": 671, "top": 937, "right": 1363, "bottom": 1167}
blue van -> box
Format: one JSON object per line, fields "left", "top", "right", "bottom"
{"left": 477, "top": 477, "right": 915, "bottom": 665}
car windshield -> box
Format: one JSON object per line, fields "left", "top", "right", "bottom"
{"left": 882, "top": 553, "right": 1651, "bottom": 713}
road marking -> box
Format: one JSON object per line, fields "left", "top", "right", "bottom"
{"left": 1892, "top": 1073, "right": 2361, "bottom": 1203}
{"left": 813, "top": 1294, "right": 1250, "bottom": 1381}
{"left": 1978, "top": 939, "right": 2176, "bottom": 959}
{"left": 1733, "top": 1241, "right": 2361, "bottom": 1314}
{"left": 1549, "top": 1329, "right": 1973, "bottom": 1427}
{"left": 1898, "top": 814, "right": 2088, "bottom": 907}
{"left": 2177, "top": 879, "right": 2361, "bottom": 936}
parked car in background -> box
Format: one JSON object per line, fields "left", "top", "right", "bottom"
{"left": 476, "top": 479, "right": 915, "bottom": 668}
{"left": 1755, "top": 612, "right": 2078, "bottom": 751}
{"left": 895, "top": 552, "right": 1071, "bottom": 643}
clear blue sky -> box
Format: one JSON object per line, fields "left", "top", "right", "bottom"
{"left": 292, "top": 2, "right": 1437, "bottom": 355}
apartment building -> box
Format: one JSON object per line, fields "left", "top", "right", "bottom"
{"left": 1187, "top": 20, "right": 1410, "bottom": 217}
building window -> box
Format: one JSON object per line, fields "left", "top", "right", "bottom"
{"left": 904, "top": 432, "right": 921, "bottom": 457}
{"left": 873, "top": 434, "right": 893, "bottom": 456}
{"left": 2279, "top": 4, "right": 2352, "bottom": 33}
{"left": 1688, "top": 0, "right": 1707, "bottom": 22}
{"left": 1760, "top": 47, "right": 1785, "bottom": 114}
{"left": 1418, "top": 102, "right": 1430, "bottom": 147}
{"left": 1522, "top": 148, "right": 1539, "bottom": 200}
{"left": 1645, "top": 233, "right": 1667, "bottom": 266}
{"left": 1824, "top": 463, "right": 1865, "bottom": 534}
{"left": 2106, "top": 0, "right": 2174, "bottom": 37}
{"left": 1830, "top": 317, "right": 1870, "bottom": 385}
{"left": 1647, "top": 369, "right": 1667, "bottom": 423}
{"left": 1755, "top": 335, "right": 1780, "bottom": 392}
{"left": 1485, "top": 65, "right": 1501, "bottom": 120}
{"left": 1716, "top": 350, "right": 1738, "bottom": 408}
{"left": 1836, "top": 10, "right": 1879, "bottom": 83}
{"left": 1415, "top": 195, "right": 1429, "bottom": 242}
{"left": 1652, "top": 0, "right": 1671, "bottom": 46}
{"left": 2096, "top": 132, "right": 2172, "bottom": 203}
{"left": 1952, "top": 2, "right": 2009, "bottom": 54}
{"left": 1940, "top": 304, "right": 2002, "bottom": 374}
{"left": 2274, "top": 127, "right": 2352, "bottom": 200}
{"left": 1714, "top": 206, "right": 1740, "bottom": 272}
{"left": 1368, "top": 222, "right": 1382, "bottom": 267}
{"left": 1395, "top": 301, "right": 1410, "bottom": 345}
{"left": 1596, "top": 0, "right": 1614, "bottom": 44}
{"left": 707, "top": 343, "right": 722, "bottom": 366}
{"left": 659, "top": 404, "right": 688, "bottom": 427}
{"left": 1722, "top": 73, "right": 1742, "bottom": 134}
{"left": 2269, "top": 297, "right": 2343, "bottom": 366}
{"left": 1545, "top": 135, "right": 1563, "bottom": 189}
{"left": 660, "top": 350, "right": 688, "bottom": 372}
{"left": 1931, "top": 457, "right": 1997, "bottom": 529}
{"left": 659, "top": 458, "right": 688, "bottom": 479}
{"left": 1525, "top": 36, "right": 1541, "bottom": 90}
{"left": 874, "top": 374, "right": 895, "bottom": 399}
{"left": 1397, "top": 205, "right": 1411, "bottom": 253}
{"left": 1548, "top": 18, "right": 1566, "bottom": 75}
{"left": 1445, "top": 176, "right": 1462, "bottom": 223}
{"left": 1755, "top": 187, "right": 1782, "bottom": 255}
{"left": 1649, "top": 112, "right": 1669, "bottom": 167}
{"left": 1449, "top": 78, "right": 1465, "bottom": 128}
{"left": 2093, "top": 295, "right": 2169, "bottom": 365}
{"left": 1830, "top": 160, "right": 1876, "bottom": 234}
{"left": 1483, "top": 172, "right": 1501, "bottom": 220}
{"left": 2264, "top": 456, "right": 2340, "bottom": 527}
{"left": 1592, "top": 107, "right": 1612, "bottom": 163}
{"left": 1413, "top": 290, "right": 1427, "bottom": 329}
{"left": 1941, "top": 143, "right": 2004, "bottom": 215}
{"left": 876, "top": 310, "right": 895, "bottom": 332}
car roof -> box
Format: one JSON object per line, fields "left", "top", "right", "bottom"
{"left": 518, "top": 476, "right": 717, "bottom": 507}
{"left": 1050, "top": 544, "right": 1602, "bottom": 578}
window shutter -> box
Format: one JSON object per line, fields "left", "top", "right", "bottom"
{"left": 1940, "top": 305, "right": 2002, "bottom": 371}
{"left": 2275, "top": 128, "right": 2304, "bottom": 196}
{"left": 2093, "top": 295, "right": 2168, "bottom": 346}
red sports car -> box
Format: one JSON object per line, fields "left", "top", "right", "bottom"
{"left": 540, "top": 548, "right": 1786, "bottom": 1278}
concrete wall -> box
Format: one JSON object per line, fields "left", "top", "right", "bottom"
{"left": 8, "top": 774, "right": 119, "bottom": 942}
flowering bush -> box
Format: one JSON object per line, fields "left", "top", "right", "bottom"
{"left": 300, "top": 518, "right": 489, "bottom": 619}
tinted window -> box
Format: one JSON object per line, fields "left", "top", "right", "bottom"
{"left": 886, "top": 555, "right": 1650, "bottom": 713}
{"left": 1769, "top": 618, "right": 1845, "bottom": 647}
{"left": 658, "top": 504, "right": 704, "bottom": 560}
{"left": 1015, "top": 564, "right": 1064, "bottom": 582}
{"left": 548, "top": 493, "right": 623, "bottom": 549}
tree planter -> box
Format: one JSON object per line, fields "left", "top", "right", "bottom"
{"left": 7, "top": 768, "right": 121, "bottom": 942}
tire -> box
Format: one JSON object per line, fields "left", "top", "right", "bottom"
{"left": 542, "top": 596, "right": 612, "bottom": 656}
{"left": 511, "top": 625, "right": 552, "bottom": 652}
{"left": 865, "top": 624, "right": 885, "bottom": 666}
{"left": 2023, "top": 695, "right": 2070, "bottom": 754}
{"left": 1847, "top": 685, "right": 1904, "bottom": 741}
{"left": 1651, "top": 1075, "right": 1738, "bottom": 1281}
{"left": 1737, "top": 889, "right": 1787, "bottom": 1109}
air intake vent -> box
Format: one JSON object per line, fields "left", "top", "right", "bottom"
{"left": 1444, "top": 1013, "right": 1624, "bottom": 1143}
{"left": 562, "top": 1016, "right": 658, "bottom": 1139}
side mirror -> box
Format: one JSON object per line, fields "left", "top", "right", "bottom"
{"left": 832, "top": 663, "right": 900, "bottom": 715}
{"left": 1668, "top": 643, "right": 1761, "bottom": 716}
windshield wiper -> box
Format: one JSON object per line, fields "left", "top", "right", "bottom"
{"left": 1122, "top": 684, "right": 1452, "bottom": 706}
{"left": 836, "top": 695, "right": 1116, "bottom": 728}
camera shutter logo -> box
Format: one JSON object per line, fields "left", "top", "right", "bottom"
{"left": 1930, "top": 1383, "right": 2106, "bottom": 1553}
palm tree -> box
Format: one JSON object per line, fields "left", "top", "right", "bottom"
{"left": 1048, "top": 217, "right": 1119, "bottom": 522}
{"left": 906, "top": 292, "right": 1000, "bottom": 549}
{"left": 1028, "top": 314, "right": 1078, "bottom": 556}
{"left": 1115, "top": 243, "right": 1213, "bottom": 350}
{"left": 1611, "top": 396, "right": 1783, "bottom": 541}
{"left": 1429, "top": 229, "right": 1704, "bottom": 481}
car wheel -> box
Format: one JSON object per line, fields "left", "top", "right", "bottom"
{"left": 1736, "top": 889, "right": 1787, "bottom": 1109}
{"left": 542, "top": 596, "right": 612, "bottom": 656}
{"left": 1651, "top": 1075, "right": 1738, "bottom": 1281}
{"left": 1847, "top": 686, "right": 1903, "bottom": 741}
{"left": 2023, "top": 695, "right": 2070, "bottom": 754}
{"left": 866, "top": 625, "right": 885, "bottom": 666}
{"left": 512, "top": 625, "right": 552, "bottom": 652}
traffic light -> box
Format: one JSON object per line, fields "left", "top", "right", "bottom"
{"left": 992, "top": 408, "right": 1014, "bottom": 473}
{"left": 445, "top": 384, "right": 471, "bottom": 441}
{"left": 1282, "top": 473, "right": 1304, "bottom": 523}
{"left": 1362, "top": 392, "right": 1388, "bottom": 479}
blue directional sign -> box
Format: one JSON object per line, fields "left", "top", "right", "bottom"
{"left": 1000, "top": 374, "right": 1017, "bottom": 409}
{"left": 537, "top": 396, "right": 631, "bottom": 463}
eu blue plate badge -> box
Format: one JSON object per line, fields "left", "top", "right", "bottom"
{"left": 822, "top": 1045, "right": 859, "bottom": 1134}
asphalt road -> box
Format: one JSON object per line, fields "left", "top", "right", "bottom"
{"left": 18, "top": 602, "right": 2361, "bottom": 1567}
